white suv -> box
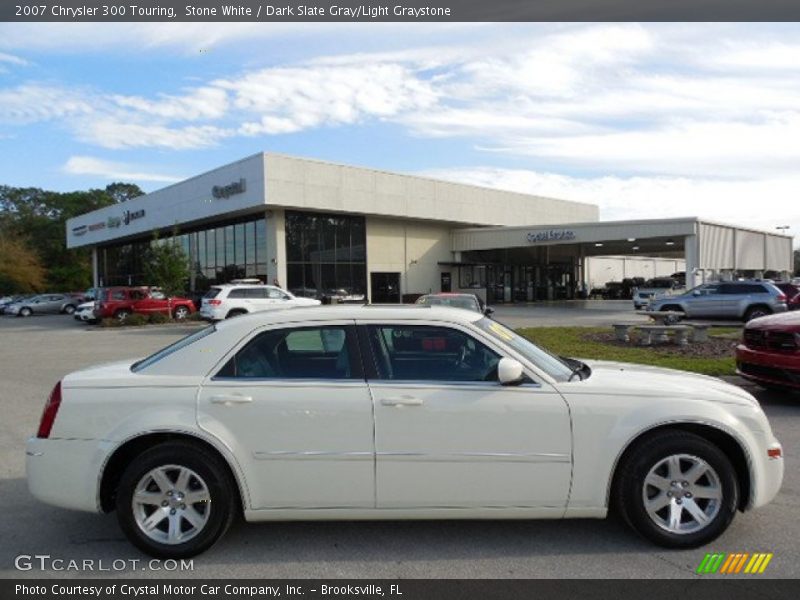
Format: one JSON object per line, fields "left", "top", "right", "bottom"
{"left": 200, "top": 284, "right": 320, "bottom": 320}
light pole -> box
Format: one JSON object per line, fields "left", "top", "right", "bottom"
{"left": 776, "top": 225, "right": 790, "bottom": 233}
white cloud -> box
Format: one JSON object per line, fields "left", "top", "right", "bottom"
{"left": 111, "top": 87, "right": 229, "bottom": 121}
{"left": 0, "top": 84, "right": 94, "bottom": 124}
{"left": 0, "top": 52, "right": 27, "bottom": 66}
{"left": 77, "top": 119, "right": 231, "bottom": 150}
{"left": 63, "top": 155, "right": 182, "bottom": 183}
{"left": 422, "top": 166, "right": 800, "bottom": 246}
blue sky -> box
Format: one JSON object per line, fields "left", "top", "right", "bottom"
{"left": 1, "top": 22, "right": 799, "bottom": 244}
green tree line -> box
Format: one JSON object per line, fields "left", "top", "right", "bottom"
{"left": 0, "top": 183, "right": 143, "bottom": 293}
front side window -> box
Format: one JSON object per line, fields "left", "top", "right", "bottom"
{"left": 217, "top": 326, "right": 358, "bottom": 379}
{"left": 366, "top": 325, "right": 500, "bottom": 382}
{"left": 267, "top": 287, "right": 289, "bottom": 300}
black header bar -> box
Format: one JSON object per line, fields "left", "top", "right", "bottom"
{"left": 5, "top": 0, "right": 800, "bottom": 22}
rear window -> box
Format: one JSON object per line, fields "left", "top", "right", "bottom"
{"left": 131, "top": 325, "right": 216, "bottom": 372}
{"left": 204, "top": 287, "right": 222, "bottom": 299}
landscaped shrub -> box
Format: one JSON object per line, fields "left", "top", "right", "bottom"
{"left": 148, "top": 312, "right": 170, "bottom": 324}
{"left": 125, "top": 313, "right": 148, "bottom": 326}
{"left": 100, "top": 317, "right": 120, "bottom": 328}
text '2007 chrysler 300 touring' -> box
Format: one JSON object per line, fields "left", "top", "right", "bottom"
{"left": 26, "top": 305, "right": 783, "bottom": 558}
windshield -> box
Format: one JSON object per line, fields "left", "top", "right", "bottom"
{"left": 131, "top": 325, "right": 216, "bottom": 372}
{"left": 474, "top": 318, "right": 574, "bottom": 381}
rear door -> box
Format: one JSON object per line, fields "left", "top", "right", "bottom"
{"left": 197, "top": 321, "right": 375, "bottom": 509}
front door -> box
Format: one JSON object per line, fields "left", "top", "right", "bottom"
{"left": 197, "top": 323, "right": 375, "bottom": 509}
{"left": 685, "top": 283, "right": 723, "bottom": 317}
{"left": 361, "top": 322, "right": 572, "bottom": 510}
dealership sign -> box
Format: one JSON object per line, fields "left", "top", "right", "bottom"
{"left": 213, "top": 178, "right": 247, "bottom": 199}
{"left": 527, "top": 229, "right": 576, "bottom": 243}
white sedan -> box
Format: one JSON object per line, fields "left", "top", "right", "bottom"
{"left": 26, "top": 306, "right": 783, "bottom": 558}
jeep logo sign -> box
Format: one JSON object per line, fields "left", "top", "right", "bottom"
{"left": 212, "top": 178, "right": 246, "bottom": 199}
{"left": 527, "top": 229, "right": 576, "bottom": 243}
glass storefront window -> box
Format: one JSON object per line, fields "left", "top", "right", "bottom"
{"left": 285, "top": 210, "right": 366, "bottom": 300}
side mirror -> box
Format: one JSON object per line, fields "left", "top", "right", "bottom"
{"left": 692, "top": 290, "right": 701, "bottom": 296}
{"left": 497, "top": 357, "right": 524, "bottom": 385}
{"left": 484, "top": 306, "right": 495, "bottom": 316}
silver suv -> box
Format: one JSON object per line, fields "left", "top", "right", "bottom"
{"left": 649, "top": 281, "right": 788, "bottom": 321}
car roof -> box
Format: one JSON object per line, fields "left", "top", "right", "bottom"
{"left": 213, "top": 304, "right": 484, "bottom": 333}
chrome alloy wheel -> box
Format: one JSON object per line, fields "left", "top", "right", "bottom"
{"left": 642, "top": 454, "right": 722, "bottom": 535}
{"left": 132, "top": 465, "right": 211, "bottom": 545}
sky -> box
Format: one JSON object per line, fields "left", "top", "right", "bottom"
{"left": 0, "top": 22, "right": 798, "bottom": 245}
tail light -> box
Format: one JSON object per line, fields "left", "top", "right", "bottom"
{"left": 777, "top": 293, "right": 787, "bottom": 303}
{"left": 208, "top": 299, "right": 222, "bottom": 306}
{"left": 37, "top": 381, "right": 62, "bottom": 438}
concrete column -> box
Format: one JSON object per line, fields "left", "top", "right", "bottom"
{"left": 91, "top": 247, "right": 99, "bottom": 288}
{"left": 265, "top": 209, "right": 286, "bottom": 287}
{"left": 685, "top": 234, "right": 699, "bottom": 289}
{"left": 188, "top": 234, "right": 196, "bottom": 291}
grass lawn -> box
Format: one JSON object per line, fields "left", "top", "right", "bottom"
{"left": 516, "top": 326, "right": 739, "bottom": 376}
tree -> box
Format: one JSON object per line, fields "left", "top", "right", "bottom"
{"left": 0, "top": 231, "right": 45, "bottom": 293}
{"left": 105, "top": 182, "right": 143, "bottom": 203}
{"left": 0, "top": 182, "right": 141, "bottom": 290}
{"left": 143, "top": 228, "right": 190, "bottom": 300}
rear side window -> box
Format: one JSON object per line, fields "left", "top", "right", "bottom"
{"left": 132, "top": 326, "right": 216, "bottom": 372}
{"left": 228, "top": 288, "right": 249, "bottom": 299}
{"left": 204, "top": 288, "right": 222, "bottom": 299}
{"left": 721, "top": 284, "right": 767, "bottom": 294}
{"left": 216, "top": 326, "right": 359, "bottom": 380}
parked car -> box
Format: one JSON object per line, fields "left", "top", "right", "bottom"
{"left": 736, "top": 311, "right": 800, "bottom": 391}
{"left": 323, "top": 288, "right": 366, "bottom": 304}
{"left": 0, "top": 294, "right": 33, "bottom": 314}
{"left": 94, "top": 287, "right": 195, "bottom": 322}
{"left": 6, "top": 294, "right": 78, "bottom": 317}
{"left": 649, "top": 281, "right": 788, "bottom": 321}
{"left": 200, "top": 283, "right": 320, "bottom": 320}
{"left": 633, "top": 277, "right": 683, "bottom": 309}
{"left": 27, "top": 306, "right": 783, "bottom": 558}
{"left": 415, "top": 292, "right": 494, "bottom": 316}
{"left": 773, "top": 282, "right": 800, "bottom": 311}
{"left": 73, "top": 301, "right": 97, "bottom": 324}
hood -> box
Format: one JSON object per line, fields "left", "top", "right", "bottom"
{"left": 564, "top": 359, "right": 758, "bottom": 407}
{"left": 77, "top": 301, "right": 95, "bottom": 310}
{"left": 746, "top": 311, "right": 800, "bottom": 332}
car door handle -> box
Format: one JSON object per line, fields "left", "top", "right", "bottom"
{"left": 381, "top": 396, "right": 424, "bottom": 407}
{"left": 210, "top": 394, "right": 253, "bottom": 405}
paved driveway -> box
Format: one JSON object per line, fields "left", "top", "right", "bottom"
{"left": 0, "top": 313, "right": 796, "bottom": 579}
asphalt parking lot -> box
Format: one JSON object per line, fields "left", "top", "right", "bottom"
{"left": 0, "top": 310, "right": 797, "bottom": 579}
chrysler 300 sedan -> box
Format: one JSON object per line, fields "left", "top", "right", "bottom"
{"left": 27, "top": 306, "right": 783, "bottom": 558}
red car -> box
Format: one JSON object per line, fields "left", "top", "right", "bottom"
{"left": 736, "top": 311, "right": 800, "bottom": 391}
{"left": 94, "top": 287, "right": 195, "bottom": 322}
{"left": 774, "top": 282, "right": 800, "bottom": 311}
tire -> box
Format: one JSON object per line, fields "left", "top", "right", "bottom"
{"left": 659, "top": 305, "right": 685, "bottom": 324}
{"left": 19, "top": 307, "right": 32, "bottom": 317}
{"left": 744, "top": 305, "right": 771, "bottom": 322}
{"left": 114, "top": 309, "right": 131, "bottom": 323}
{"left": 225, "top": 309, "right": 247, "bottom": 319}
{"left": 173, "top": 306, "right": 190, "bottom": 320}
{"left": 614, "top": 430, "right": 738, "bottom": 548}
{"left": 115, "top": 441, "right": 236, "bottom": 559}
{"left": 63, "top": 305, "right": 76, "bottom": 315}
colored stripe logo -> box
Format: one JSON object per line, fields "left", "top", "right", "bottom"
{"left": 696, "top": 552, "right": 773, "bottom": 574}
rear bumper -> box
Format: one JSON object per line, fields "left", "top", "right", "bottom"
{"left": 199, "top": 306, "right": 225, "bottom": 320}
{"left": 26, "top": 437, "right": 107, "bottom": 513}
{"left": 736, "top": 345, "right": 800, "bottom": 389}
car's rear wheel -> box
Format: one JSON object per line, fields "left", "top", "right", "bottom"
{"left": 744, "top": 305, "right": 771, "bottom": 322}
{"left": 173, "top": 306, "right": 190, "bottom": 320}
{"left": 615, "top": 430, "right": 738, "bottom": 548}
{"left": 225, "top": 309, "right": 247, "bottom": 319}
{"left": 659, "top": 305, "right": 685, "bottom": 323}
{"left": 116, "top": 442, "right": 236, "bottom": 559}
{"left": 63, "top": 304, "right": 76, "bottom": 315}
{"left": 19, "top": 307, "right": 32, "bottom": 317}
{"left": 114, "top": 309, "right": 131, "bottom": 323}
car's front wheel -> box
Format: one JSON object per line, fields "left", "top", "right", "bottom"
{"left": 615, "top": 430, "right": 738, "bottom": 548}
{"left": 116, "top": 442, "right": 236, "bottom": 558}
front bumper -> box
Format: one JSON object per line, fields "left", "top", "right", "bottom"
{"left": 736, "top": 345, "right": 800, "bottom": 390}
{"left": 26, "top": 437, "right": 108, "bottom": 513}
{"left": 749, "top": 437, "right": 784, "bottom": 510}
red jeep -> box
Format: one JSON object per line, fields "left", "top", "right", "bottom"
{"left": 94, "top": 287, "right": 195, "bottom": 322}
{"left": 736, "top": 311, "right": 800, "bottom": 391}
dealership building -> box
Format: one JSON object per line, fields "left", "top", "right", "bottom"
{"left": 66, "top": 153, "right": 794, "bottom": 303}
